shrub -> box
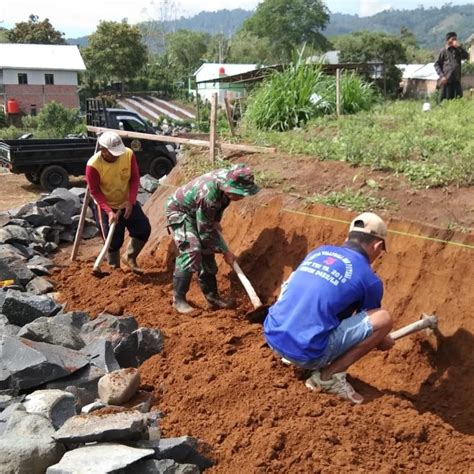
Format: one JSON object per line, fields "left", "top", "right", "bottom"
{"left": 37, "top": 101, "right": 85, "bottom": 137}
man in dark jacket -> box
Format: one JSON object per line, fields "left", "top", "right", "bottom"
{"left": 434, "top": 31, "right": 469, "bottom": 101}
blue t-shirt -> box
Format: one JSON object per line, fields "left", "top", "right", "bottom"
{"left": 263, "top": 244, "right": 383, "bottom": 362}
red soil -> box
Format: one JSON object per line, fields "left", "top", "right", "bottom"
{"left": 54, "top": 166, "right": 474, "bottom": 472}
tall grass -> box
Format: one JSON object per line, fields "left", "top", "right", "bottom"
{"left": 244, "top": 59, "right": 378, "bottom": 132}
{"left": 245, "top": 62, "right": 331, "bottom": 131}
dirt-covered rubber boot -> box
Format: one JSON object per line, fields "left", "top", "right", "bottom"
{"left": 108, "top": 250, "right": 121, "bottom": 269}
{"left": 198, "top": 273, "right": 234, "bottom": 309}
{"left": 122, "top": 238, "right": 146, "bottom": 275}
{"left": 173, "top": 272, "right": 195, "bottom": 314}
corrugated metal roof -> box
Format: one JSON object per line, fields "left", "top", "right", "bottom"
{"left": 194, "top": 63, "right": 258, "bottom": 82}
{"left": 0, "top": 43, "right": 86, "bottom": 71}
{"left": 398, "top": 63, "right": 438, "bottom": 80}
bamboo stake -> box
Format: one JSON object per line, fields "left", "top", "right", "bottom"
{"left": 224, "top": 96, "right": 236, "bottom": 136}
{"left": 336, "top": 68, "right": 341, "bottom": 118}
{"left": 209, "top": 93, "right": 218, "bottom": 163}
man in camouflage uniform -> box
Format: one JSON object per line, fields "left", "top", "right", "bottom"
{"left": 166, "top": 164, "right": 260, "bottom": 313}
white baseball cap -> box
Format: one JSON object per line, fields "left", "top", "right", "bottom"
{"left": 98, "top": 131, "right": 126, "bottom": 156}
{"left": 349, "top": 212, "right": 388, "bottom": 249}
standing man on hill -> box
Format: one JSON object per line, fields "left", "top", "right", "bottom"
{"left": 86, "top": 131, "right": 151, "bottom": 274}
{"left": 166, "top": 164, "right": 260, "bottom": 314}
{"left": 434, "top": 31, "right": 469, "bottom": 101}
{"left": 264, "top": 212, "right": 394, "bottom": 404}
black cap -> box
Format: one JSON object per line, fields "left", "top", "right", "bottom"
{"left": 446, "top": 32, "right": 457, "bottom": 41}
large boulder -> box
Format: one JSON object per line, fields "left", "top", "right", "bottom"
{"left": 53, "top": 311, "right": 90, "bottom": 330}
{"left": 81, "top": 338, "right": 120, "bottom": 372}
{"left": 0, "top": 410, "right": 65, "bottom": 474}
{"left": 0, "top": 225, "right": 30, "bottom": 245}
{"left": 15, "top": 202, "right": 55, "bottom": 227}
{"left": 26, "top": 277, "right": 56, "bottom": 295}
{"left": 46, "top": 443, "right": 154, "bottom": 474}
{"left": 23, "top": 389, "right": 77, "bottom": 429}
{"left": 53, "top": 410, "right": 149, "bottom": 444}
{"left": 0, "top": 335, "right": 90, "bottom": 391}
{"left": 126, "top": 459, "right": 200, "bottom": 474}
{"left": 18, "top": 317, "right": 85, "bottom": 350}
{"left": 0, "top": 290, "right": 61, "bottom": 326}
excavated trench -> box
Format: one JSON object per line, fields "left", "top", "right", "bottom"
{"left": 55, "top": 168, "right": 474, "bottom": 472}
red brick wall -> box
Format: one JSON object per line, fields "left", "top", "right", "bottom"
{"left": 5, "top": 84, "right": 80, "bottom": 114}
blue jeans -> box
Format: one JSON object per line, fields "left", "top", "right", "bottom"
{"left": 92, "top": 202, "right": 151, "bottom": 252}
{"left": 273, "top": 311, "right": 373, "bottom": 371}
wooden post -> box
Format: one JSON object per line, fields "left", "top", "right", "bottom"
{"left": 224, "top": 96, "right": 236, "bottom": 136}
{"left": 195, "top": 82, "right": 201, "bottom": 130}
{"left": 209, "top": 92, "right": 218, "bottom": 163}
{"left": 70, "top": 188, "right": 91, "bottom": 261}
{"left": 336, "top": 68, "right": 341, "bottom": 118}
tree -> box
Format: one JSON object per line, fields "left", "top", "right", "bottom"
{"left": 7, "top": 15, "right": 66, "bottom": 44}
{"left": 166, "top": 30, "right": 209, "bottom": 82}
{"left": 399, "top": 27, "right": 433, "bottom": 63}
{"left": 334, "top": 31, "right": 407, "bottom": 93}
{"left": 82, "top": 21, "right": 148, "bottom": 93}
{"left": 228, "top": 31, "right": 277, "bottom": 64}
{"left": 205, "top": 34, "right": 231, "bottom": 63}
{"left": 242, "top": 0, "right": 330, "bottom": 60}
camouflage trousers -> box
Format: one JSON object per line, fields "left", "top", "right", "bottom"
{"left": 169, "top": 218, "right": 218, "bottom": 276}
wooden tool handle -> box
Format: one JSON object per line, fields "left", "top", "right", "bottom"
{"left": 70, "top": 188, "right": 91, "bottom": 261}
{"left": 390, "top": 315, "right": 438, "bottom": 341}
{"left": 70, "top": 135, "right": 99, "bottom": 261}
{"left": 93, "top": 219, "right": 118, "bottom": 272}
{"left": 232, "top": 261, "right": 263, "bottom": 309}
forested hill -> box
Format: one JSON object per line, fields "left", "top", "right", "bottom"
{"left": 67, "top": 4, "right": 474, "bottom": 50}
{"left": 325, "top": 4, "right": 474, "bottom": 49}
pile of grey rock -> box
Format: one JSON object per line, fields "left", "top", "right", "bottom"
{"left": 0, "top": 187, "right": 213, "bottom": 473}
{"left": 0, "top": 187, "right": 98, "bottom": 294}
{"left": 1, "top": 367, "right": 211, "bottom": 473}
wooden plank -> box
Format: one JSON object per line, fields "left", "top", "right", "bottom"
{"left": 86, "top": 126, "right": 276, "bottom": 154}
{"left": 209, "top": 93, "right": 218, "bottom": 163}
{"left": 224, "top": 96, "right": 236, "bottom": 136}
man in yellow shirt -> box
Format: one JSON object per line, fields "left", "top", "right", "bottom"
{"left": 86, "top": 132, "right": 151, "bottom": 274}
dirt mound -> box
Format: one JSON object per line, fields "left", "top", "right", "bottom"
{"left": 54, "top": 171, "right": 474, "bottom": 472}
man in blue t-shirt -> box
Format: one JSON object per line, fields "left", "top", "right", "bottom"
{"left": 264, "top": 212, "right": 394, "bottom": 404}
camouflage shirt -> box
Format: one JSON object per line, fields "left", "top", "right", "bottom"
{"left": 166, "top": 168, "right": 231, "bottom": 253}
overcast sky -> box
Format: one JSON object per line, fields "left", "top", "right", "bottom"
{"left": 1, "top": 0, "right": 473, "bottom": 38}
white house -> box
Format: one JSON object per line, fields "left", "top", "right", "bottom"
{"left": 191, "top": 63, "right": 258, "bottom": 104}
{"left": 398, "top": 63, "right": 439, "bottom": 96}
{"left": 0, "top": 43, "right": 86, "bottom": 115}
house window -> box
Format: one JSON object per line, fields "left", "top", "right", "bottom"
{"left": 45, "top": 73, "right": 54, "bottom": 85}
{"left": 18, "top": 73, "right": 28, "bottom": 85}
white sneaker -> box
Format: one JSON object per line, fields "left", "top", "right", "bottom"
{"left": 305, "top": 371, "right": 364, "bottom": 404}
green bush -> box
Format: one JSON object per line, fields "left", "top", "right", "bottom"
{"left": 37, "top": 101, "right": 85, "bottom": 137}
{"left": 0, "top": 109, "right": 7, "bottom": 128}
{"left": 0, "top": 126, "right": 28, "bottom": 140}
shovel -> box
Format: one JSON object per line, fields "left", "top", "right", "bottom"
{"left": 92, "top": 211, "right": 121, "bottom": 278}
{"left": 218, "top": 231, "right": 264, "bottom": 315}
{"left": 389, "top": 313, "right": 438, "bottom": 340}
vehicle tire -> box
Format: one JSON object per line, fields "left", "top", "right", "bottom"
{"left": 25, "top": 172, "right": 40, "bottom": 185}
{"left": 39, "top": 165, "right": 70, "bottom": 191}
{"left": 148, "top": 156, "right": 173, "bottom": 180}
